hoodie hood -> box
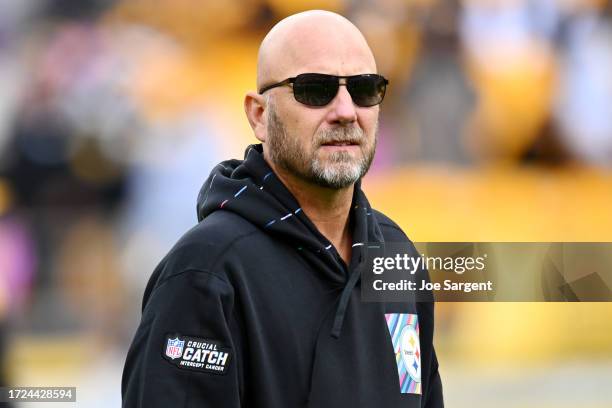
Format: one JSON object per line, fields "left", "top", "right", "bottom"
{"left": 197, "top": 144, "right": 384, "bottom": 337}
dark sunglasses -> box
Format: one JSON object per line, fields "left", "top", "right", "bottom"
{"left": 258, "top": 73, "right": 389, "bottom": 107}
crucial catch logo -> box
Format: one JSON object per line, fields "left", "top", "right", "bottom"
{"left": 162, "top": 334, "right": 231, "bottom": 375}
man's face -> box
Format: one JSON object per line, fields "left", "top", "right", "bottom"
{"left": 254, "top": 12, "right": 381, "bottom": 190}
{"left": 266, "top": 97, "right": 378, "bottom": 189}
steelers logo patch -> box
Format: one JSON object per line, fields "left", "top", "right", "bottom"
{"left": 384, "top": 313, "right": 421, "bottom": 394}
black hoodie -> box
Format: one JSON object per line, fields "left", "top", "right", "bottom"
{"left": 122, "top": 144, "right": 443, "bottom": 407}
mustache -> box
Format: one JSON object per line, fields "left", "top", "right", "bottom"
{"left": 315, "top": 127, "right": 366, "bottom": 145}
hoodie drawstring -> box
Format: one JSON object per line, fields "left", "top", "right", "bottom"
{"left": 330, "top": 252, "right": 363, "bottom": 339}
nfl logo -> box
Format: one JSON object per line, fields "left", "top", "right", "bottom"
{"left": 165, "top": 337, "right": 185, "bottom": 360}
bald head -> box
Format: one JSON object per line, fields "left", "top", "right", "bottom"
{"left": 257, "top": 10, "right": 377, "bottom": 92}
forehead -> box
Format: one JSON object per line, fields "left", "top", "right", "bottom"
{"left": 284, "top": 39, "right": 376, "bottom": 77}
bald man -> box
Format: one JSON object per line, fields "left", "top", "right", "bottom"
{"left": 122, "top": 10, "right": 443, "bottom": 408}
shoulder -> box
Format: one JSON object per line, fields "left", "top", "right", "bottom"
{"left": 181, "top": 210, "right": 259, "bottom": 250}
{"left": 145, "top": 211, "right": 260, "bottom": 292}
{"left": 371, "top": 209, "right": 412, "bottom": 243}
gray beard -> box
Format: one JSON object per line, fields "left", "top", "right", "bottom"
{"left": 266, "top": 106, "right": 376, "bottom": 189}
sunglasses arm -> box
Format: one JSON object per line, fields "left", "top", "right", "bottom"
{"left": 258, "top": 78, "right": 295, "bottom": 95}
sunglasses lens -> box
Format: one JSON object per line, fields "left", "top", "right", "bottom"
{"left": 291, "top": 74, "right": 388, "bottom": 107}
{"left": 293, "top": 74, "right": 338, "bottom": 106}
{"left": 348, "top": 75, "right": 387, "bottom": 107}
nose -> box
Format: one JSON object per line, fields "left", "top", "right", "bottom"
{"left": 327, "top": 83, "right": 357, "bottom": 125}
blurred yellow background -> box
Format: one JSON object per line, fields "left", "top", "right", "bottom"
{"left": 1, "top": 0, "right": 612, "bottom": 406}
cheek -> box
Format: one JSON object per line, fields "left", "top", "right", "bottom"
{"left": 284, "top": 109, "right": 325, "bottom": 147}
{"left": 358, "top": 109, "right": 379, "bottom": 138}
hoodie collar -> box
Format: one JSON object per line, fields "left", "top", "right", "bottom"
{"left": 197, "top": 144, "right": 384, "bottom": 336}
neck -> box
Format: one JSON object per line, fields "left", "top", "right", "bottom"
{"left": 268, "top": 161, "right": 354, "bottom": 265}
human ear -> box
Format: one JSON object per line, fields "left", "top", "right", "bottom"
{"left": 244, "top": 91, "right": 267, "bottom": 142}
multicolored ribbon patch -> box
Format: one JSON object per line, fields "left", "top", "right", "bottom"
{"left": 385, "top": 313, "right": 421, "bottom": 394}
